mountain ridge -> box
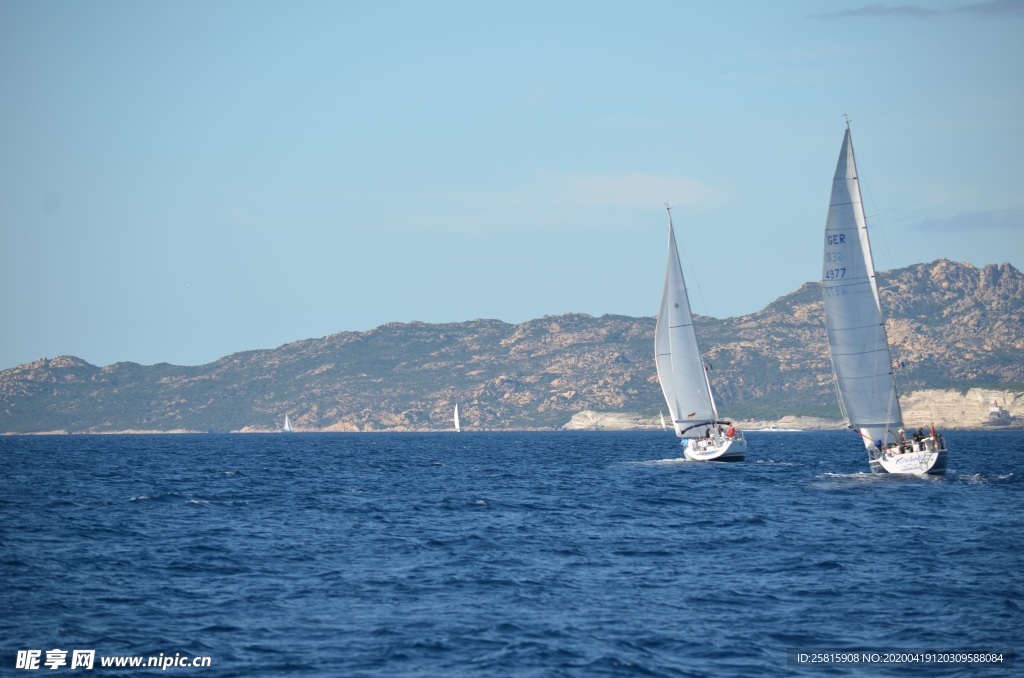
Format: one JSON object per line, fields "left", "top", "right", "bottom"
{"left": 2, "top": 259, "right": 1022, "bottom": 433}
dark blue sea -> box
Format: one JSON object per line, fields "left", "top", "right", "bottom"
{"left": 2, "top": 430, "right": 1021, "bottom": 676}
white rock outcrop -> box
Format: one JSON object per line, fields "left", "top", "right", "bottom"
{"left": 564, "top": 389, "right": 1023, "bottom": 431}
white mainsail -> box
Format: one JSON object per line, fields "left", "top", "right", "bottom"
{"left": 453, "top": 403, "right": 461, "bottom": 432}
{"left": 654, "top": 207, "right": 716, "bottom": 436}
{"left": 282, "top": 414, "right": 293, "bottom": 432}
{"left": 821, "top": 122, "right": 902, "bottom": 449}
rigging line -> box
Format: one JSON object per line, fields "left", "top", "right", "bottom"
{"left": 889, "top": 333, "right": 908, "bottom": 397}
{"left": 835, "top": 372, "right": 898, "bottom": 382}
{"left": 830, "top": 320, "right": 892, "bottom": 332}
{"left": 858, "top": 160, "right": 898, "bottom": 274}
{"left": 829, "top": 347, "right": 894, "bottom": 358}
{"left": 823, "top": 282, "right": 875, "bottom": 293}
{"left": 677, "top": 236, "right": 714, "bottom": 325}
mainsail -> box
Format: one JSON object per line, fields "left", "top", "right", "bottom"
{"left": 655, "top": 208, "right": 716, "bottom": 435}
{"left": 821, "top": 123, "right": 903, "bottom": 448}
{"left": 454, "top": 403, "right": 461, "bottom": 432}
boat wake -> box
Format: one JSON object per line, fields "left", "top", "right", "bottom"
{"left": 630, "top": 457, "right": 689, "bottom": 466}
{"left": 814, "top": 471, "right": 943, "bottom": 485}
{"left": 948, "top": 471, "right": 1016, "bottom": 485}
{"left": 815, "top": 471, "right": 876, "bottom": 481}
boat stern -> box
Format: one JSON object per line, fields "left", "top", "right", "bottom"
{"left": 682, "top": 436, "right": 747, "bottom": 462}
{"left": 875, "top": 446, "right": 948, "bottom": 476}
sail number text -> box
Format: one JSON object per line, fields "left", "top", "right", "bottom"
{"left": 825, "top": 252, "right": 844, "bottom": 262}
{"left": 826, "top": 234, "right": 847, "bottom": 245}
{"left": 824, "top": 268, "right": 846, "bottom": 280}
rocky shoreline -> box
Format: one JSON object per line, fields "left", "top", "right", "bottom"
{"left": 4, "top": 388, "right": 1020, "bottom": 435}
{"left": 562, "top": 388, "right": 1024, "bottom": 432}
{"left": 562, "top": 411, "right": 843, "bottom": 432}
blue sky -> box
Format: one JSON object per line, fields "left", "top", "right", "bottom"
{"left": 2, "top": 0, "right": 1022, "bottom": 370}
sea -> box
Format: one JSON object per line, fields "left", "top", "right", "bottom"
{"left": 2, "top": 430, "right": 1021, "bottom": 677}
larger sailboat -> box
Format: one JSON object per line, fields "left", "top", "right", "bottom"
{"left": 655, "top": 207, "right": 746, "bottom": 461}
{"left": 821, "top": 121, "right": 948, "bottom": 475}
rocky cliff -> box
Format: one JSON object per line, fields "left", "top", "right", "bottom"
{"left": 2, "top": 260, "right": 1021, "bottom": 433}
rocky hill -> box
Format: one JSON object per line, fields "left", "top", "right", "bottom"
{"left": 1, "top": 259, "right": 1021, "bottom": 433}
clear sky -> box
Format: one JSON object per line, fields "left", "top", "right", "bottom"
{"left": 2, "top": 1, "right": 1022, "bottom": 370}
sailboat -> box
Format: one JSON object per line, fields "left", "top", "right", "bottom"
{"left": 821, "top": 120, "right": 948, "bottom": 475}
{"left": 453, "top": 403, "right": 461, "bottom": 432}
{"left": 655, "top": 206, "right": 746, "bottom": 461}
{"left": 282, "top": 414, "right": 293, "bottom": 433}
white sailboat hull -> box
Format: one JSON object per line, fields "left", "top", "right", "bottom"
{"left": 870, "top": 439, "right": 948, "bottom": 475}
{"left": 682, "top": 436, "right": 747, "bottom": 462}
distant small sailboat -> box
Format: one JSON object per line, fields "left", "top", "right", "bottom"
{"left": 453, "top": 403, "right": 461, "bottom": 432}
{"left": 655, "top": 206, "right": 746, "bottom": 461}
{"left": 282, "top": 414, "right": 293, "bottom": 433}
{"left": 660, "top": 411, "right": 667, "bottom": 430}
{"left": 821, "top": 120, "right": 947, "bottom": 475}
